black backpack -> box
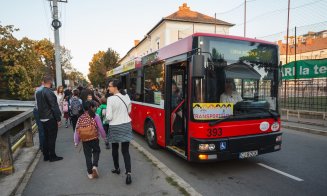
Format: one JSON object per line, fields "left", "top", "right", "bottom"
{"left": 70, "top": 97, "right": 82, "bottom": 116}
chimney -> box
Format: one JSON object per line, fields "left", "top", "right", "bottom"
{"left": 179, "top": 3, "right": 190, "bottom": 11}
{"left": 134, "top": 40, "right": 140, "bottom": 46}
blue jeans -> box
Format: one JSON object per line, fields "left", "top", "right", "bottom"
{"left": 33, "top": 108, "right": 45, "bottom": 150}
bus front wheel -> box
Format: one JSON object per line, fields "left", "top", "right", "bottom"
{"left": 145, "top": 121, "right": 159, "bottom": 149}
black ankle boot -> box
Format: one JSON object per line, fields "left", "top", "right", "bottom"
{"left": 111, "top": 168, "right": 120, "bottom": 174}
{"left": 126, "top": 173, "right": 132, "bottom": 185}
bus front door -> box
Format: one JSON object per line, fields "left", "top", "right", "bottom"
{"left": 166, "top": 64, "right": 187, "bottom": 158}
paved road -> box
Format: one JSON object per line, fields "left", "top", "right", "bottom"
{"left": 133, "top": 128, "right": 327, "bottom": 196}
{"left": 23, "top": 125, "right": 180, "bottom": 196}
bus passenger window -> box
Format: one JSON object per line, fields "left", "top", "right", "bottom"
{"left": 144, "top": 63, "right": 165, "bottom": 105}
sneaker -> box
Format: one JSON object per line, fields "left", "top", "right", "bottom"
{"left": 87, "top": 173, "right": 93, "bottom": 179}
{"left": 65, "top": 125, "right": 68, "bottom": 128}
{"left": 92, "top": 166, "right": 99, "bottom": 178}
{"left": 126, "top": 173, "right": 132, "bottom": 185}
{"left": 111, "top": 168, "right": 120, "bottom": 174}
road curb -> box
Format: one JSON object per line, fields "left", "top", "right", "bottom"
{"left": 0, "top": 146, "right": 39, "bottom": 196}
{"left": 282, "top": 124, "right": 327, "bottom": 136}
{"left": 131, "top": 140, "right": 202, "bottom": 196}
{"left": 13, "top": 151, "right": 41, "bottom": 196}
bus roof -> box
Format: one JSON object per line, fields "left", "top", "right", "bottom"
{"left": 192, "top": 32, "right": 277, "bottom": 46}
{"left": 107, "top": 33, "right": 277, "bottom": 77}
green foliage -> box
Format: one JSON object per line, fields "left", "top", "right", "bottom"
{"left": 88, "top": 48, "right": 120, "bottom": 88}
{"left": 0, "top": 23, "right": 87, "bottom": 100}
{"left": 3, "top": 65, "right": 33, "bottom": 100}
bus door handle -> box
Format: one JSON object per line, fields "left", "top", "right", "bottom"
{"left": 170, "top": 99, "right": 185, "bottom": 134}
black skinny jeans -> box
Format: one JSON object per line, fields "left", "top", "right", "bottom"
{"left": 82, "top": 139, "right": 101, "bottom": 174}
{"left": 112, "top": 142, "right": 131, "bottom": 173}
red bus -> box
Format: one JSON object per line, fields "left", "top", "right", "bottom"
{"left": 107, "top": 33, "right": 282, "bottom": 162}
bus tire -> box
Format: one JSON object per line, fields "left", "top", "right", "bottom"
{"left": 145, "top": 121, "right": 159, "bottom": 149}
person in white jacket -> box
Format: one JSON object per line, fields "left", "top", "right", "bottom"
{"left": 106, "top": 79, "right": 132, "bottom": 185}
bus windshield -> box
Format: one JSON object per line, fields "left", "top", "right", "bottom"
{"left": 192, "top": 36, "right": 279, "bottom": 121}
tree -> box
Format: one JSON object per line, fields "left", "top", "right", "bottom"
{"left": 0, "top": 24, "right": 36, "bottom": 99}
{"left": 66, "top": 68, "right": 88, "bottom": 87}
{"left": 103, "top": 48, "right": 120, "bottom": 71}
{"left": 0, "top": 23, "right": 78, "bottom": 99}
{"left": 88, "top": 48, "right": 119, "bottom": 88}
{"left": 3, "top": 65, "right": 33, "bottom": 100}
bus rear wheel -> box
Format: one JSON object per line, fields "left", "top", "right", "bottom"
{"left": 145, "top": 121, "right": 159, "bottom": 149}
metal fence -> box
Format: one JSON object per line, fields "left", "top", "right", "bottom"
{"left": 280, "top": 78, "right": 327, "bottom": 112}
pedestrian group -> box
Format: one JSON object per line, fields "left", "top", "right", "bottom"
{"left": 34, "top": 76, "right": 133, "bottom": 185}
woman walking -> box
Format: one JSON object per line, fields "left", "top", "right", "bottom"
{"left": 74, "top": 101, "right": 107, "bottom": 179}
{"left": 55, "top": 86, "right": 64, "bottom": 114}
{"left": 106, "top": 79, "right": 133, "bottom": 185}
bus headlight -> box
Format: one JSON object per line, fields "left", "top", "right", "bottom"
{"left": 199, "top": 144, "right": 209, "bottom": 151}
{"left": 208, "top": 144, "right": 216, "bottom": 151}
{"left": 199, "top": 144, "right": 216, "bottom": 151}
{"left": 271, "top": 122, "right": 280, "bottom": 131}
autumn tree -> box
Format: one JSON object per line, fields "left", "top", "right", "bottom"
{"left": 0, "top": 23, "right": 83, "bottom": 99}
{"left": 0, "top": 24, "right": 35, "bottom": 99}
{"left": 88, "top": 48, "right": 119, "bottom": 88}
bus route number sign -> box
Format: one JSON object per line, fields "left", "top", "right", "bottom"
{"left": 207, "top": 128, "right": 222, "bottom": 137}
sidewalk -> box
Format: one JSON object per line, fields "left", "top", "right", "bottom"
{"left": 281, "top": 115, "right": 327, "bottom": 136}
{"left": 21, "top": 125, "right": 181, "bottom": 196}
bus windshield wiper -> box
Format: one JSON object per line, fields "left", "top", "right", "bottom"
{"left": 209, "top": 115, "right": 234, "bottom": 127}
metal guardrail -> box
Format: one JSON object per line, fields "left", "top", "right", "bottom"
{"left": 280, "top": 78, "right": 327, "bottom": 112}
{"left": 0, "top": 109, "right": 35, "bottom": 175}
{"left": 281, "top": 109, "right": 326, "bottom": 121}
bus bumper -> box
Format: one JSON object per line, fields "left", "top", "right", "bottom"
{"left": 189, "top": 132, "right": 282, "bottom": 162}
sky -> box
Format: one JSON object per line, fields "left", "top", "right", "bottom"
{"left": 1, "top": 0, "right": 326, "bottom": 78}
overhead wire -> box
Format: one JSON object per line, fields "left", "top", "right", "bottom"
{"left": 42, "top": 0, "right": 52, "bottom": 40}
{"left": 234, "top": 0, "right": 327, "bottom": 27}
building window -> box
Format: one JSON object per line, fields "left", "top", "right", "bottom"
{"left": 156, "top": 38, "right": 160, "bottom": 49}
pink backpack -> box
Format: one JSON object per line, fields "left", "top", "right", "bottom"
{"left": 63, "top": 101, "right": 69, "bottom": 112}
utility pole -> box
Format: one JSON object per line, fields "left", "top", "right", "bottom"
{"left": 284, "top": 0, "right": 291, "bottom": 105}
{"left": 244, "top": 0, "right": 246, "bottom": 37}
{"left": 50, "top": 0, "right": 67, "bottom": 87}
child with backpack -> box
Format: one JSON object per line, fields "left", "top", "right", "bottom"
{"left": 74, "top": 101, "right": 107, "bottom": 179}
{"left": 96, "top": 96, "right": 110, "bottom": 149}
{"left": 70, "top": 89, "right": 83, "bottom": 132}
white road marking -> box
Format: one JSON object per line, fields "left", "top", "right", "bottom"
{"left": 257, "top": 163, "right": 304, "bottom": 182}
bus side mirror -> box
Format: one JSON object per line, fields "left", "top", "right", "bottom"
{"left": 192, "top": 55, "right": 205, "bottom": 78}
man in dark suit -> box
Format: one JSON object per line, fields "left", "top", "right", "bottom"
{"left": 36, "top": 75, "right": 63, "bottom": 162}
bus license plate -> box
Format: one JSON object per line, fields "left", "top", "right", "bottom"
{"left": 239, "top": 150, "right": 258, "bottom": 159}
